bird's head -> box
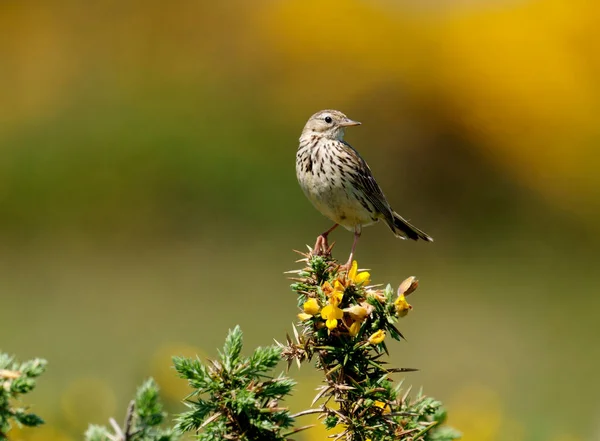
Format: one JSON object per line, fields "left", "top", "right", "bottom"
{"left": 301, "top": 109, "right": 361, "bottom": 140}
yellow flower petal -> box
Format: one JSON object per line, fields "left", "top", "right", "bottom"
{"left": 297, "top": 313, "right": 312, "bottom": 321}
{"left": 354, "top": 271, "right": 371, "bottom": 285}
{"left": 334, "top": 307, "right": 343, "bottom": 319}
{"left": 330, "top": 291, "right": 343, "bottom": 306}
{"left": 374, "top": 400, "right": 391, "bottom": 413}
{"left": 348, "top": 260, "right": 358, "bottom": 281}
{"left": 323, "top": 280, "right": 344, "bottom": 305}
{"left": 394, "top": 294, "right": 412, "bottom": 317}
{"left": 321, "top": 281, "right": 333, "bottom": 294}
{"left": 333, "top": 279, "right": 345, "bottom": 291}
{"left": 322, "top": 304, "right": 343, "bottom": 320}
{"left": 325, "top": 318, "right": 339, "bottom": 330}
{"left": 303, "top": 298, "right": 320, "bottom": 315}
{"left": 346, "top": 260, "right": 370, "bottom": 285}
{"left": 348, "top": 321, "right": 361, "bottom": 337}
{"left": 367, "top": 329, "right": 386, "bottom": 345}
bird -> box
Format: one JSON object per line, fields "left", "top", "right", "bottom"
{"left": 296, "top": 109, "right": 433, "bottom": 268}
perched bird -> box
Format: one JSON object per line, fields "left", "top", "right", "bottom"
{"left": 296, "top": 109, "right": 432, "bottom": 267}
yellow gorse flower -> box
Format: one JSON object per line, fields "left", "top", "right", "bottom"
{"left": 367, "top": 329, "right": 386, "bottom": 345}
{"left": 374, "top": 400, "right": 391, "bottom": 413}
{"left": 394, "top": 293, "right": 412, "bottom": 317}
{"left": 303, "top": 298, "right": 320, "bottom": 315}
{"left": 319, "top": 280, "right": 345, "bottom": 331}
{"left": 348, "top": 320, "right": 361, "bottom": 337}
{"left": 298, "top": 298, "right": 321, "bottom": 321}
{"left": 321, "top": 302, "right": 344, "bottom": 330}
{"left": 348, "top": 260, "right": 370, "bottom": 285}
{"left": 322, "top": 280, "right": 344, "bottom": 305}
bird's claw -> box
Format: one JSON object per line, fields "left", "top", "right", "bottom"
{"left": 313, "top": 234, "right": 326, "bottom": 256}
{"left": 313, "top": 234, "right": 335, "bottom": 257}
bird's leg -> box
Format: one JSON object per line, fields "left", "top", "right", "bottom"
{"left": 313, "top": 223, "right": 339, "bottom": 255}
{"left": 342, "top": 226, "right": 362, "bottom": 270}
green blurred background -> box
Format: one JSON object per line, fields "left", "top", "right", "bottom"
{"left": 2, "top": 0, "right": 600, "bottom": 440}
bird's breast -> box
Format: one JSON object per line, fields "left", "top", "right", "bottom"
{"left": 296, "top": 141, "right": 377, "bottom": 228}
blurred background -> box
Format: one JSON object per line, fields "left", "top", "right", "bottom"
{"left": 2, "top": 0, "right": 600, "bottom": 440}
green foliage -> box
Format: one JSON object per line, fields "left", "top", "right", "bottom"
{"left": 84, "top": 378, "right": 177, "bottom": 441}
{"left": 3, "top": 247, "right": 459, "bottom": 441}
{"left": 282, "top": 252, "right": 461, "bottom": 441}
{"left": 173, "top": 326, "right": 296, "bottom": 441}
{"left": 0, "top": 352, "right": 46, "bottom": 438}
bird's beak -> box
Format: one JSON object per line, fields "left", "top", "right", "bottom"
{"left": 339, "top": 118, "right": 361, "bottom": 127}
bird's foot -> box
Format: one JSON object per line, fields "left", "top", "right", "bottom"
{"left": 338, "top": 229, "right": 360, "bottom": 273}
{"left": 312, "top": 224, "right": 339, "bottom": 256}
{"left": 338, "top": 263, "right": 350, "bottom": 273}
{"left": 313, "top": 235, "right": 324, "bottom": 255}
{"left": 337, "top": 254, "right": 354, "bottom": 272}
{"left": 313, "top": 234, "right": 333, "bottom": 256}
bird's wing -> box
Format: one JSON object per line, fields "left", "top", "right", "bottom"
{"left": 341, "top": 141, "right": 395, "bottom": 221}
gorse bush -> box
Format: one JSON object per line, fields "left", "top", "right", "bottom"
{"left": 173, "top": 326, "right": 297, "bottom": 441}
{"left": 1, "top": 246, "right": 459, "bottom": 441}
{"left": 0, "top": 354, "right": 46, "bottom": 439}
{"left": 279, "top": 251, "right": 460, "bottom": 441}
{"left": 85, "top": 378, "right": 177, "bottom": 441}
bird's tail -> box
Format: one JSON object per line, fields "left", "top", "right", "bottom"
{"left": 387, "top": 211, "right": 434, "bottom": 242}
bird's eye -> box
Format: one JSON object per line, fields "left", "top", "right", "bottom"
{"left": 324, "top": 116, "right": 333, "bottom": 124}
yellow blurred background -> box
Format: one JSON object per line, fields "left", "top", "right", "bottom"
{"left": 2, "top": 0, "right": 600, "bottom": 440}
